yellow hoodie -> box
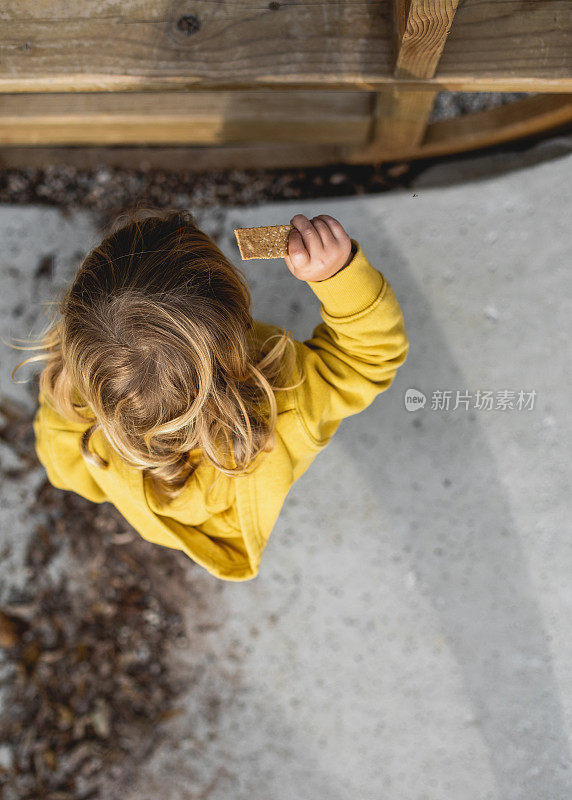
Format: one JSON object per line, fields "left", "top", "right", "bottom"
{"left": 32, "top": 238, "right": 409, "bottom": 581}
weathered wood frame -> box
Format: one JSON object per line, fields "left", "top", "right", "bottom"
{"left": 0, "top": 0, "right": 571, "bottom": 168}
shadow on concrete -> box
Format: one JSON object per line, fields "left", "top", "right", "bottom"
{"left": 412, "top": 134, "right": 572, "bottom": 190}
{"left": 334, "top": 216, "right": 572, "bottom": 799}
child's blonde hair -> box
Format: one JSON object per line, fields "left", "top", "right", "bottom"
{"left": 8, "top": 205, "right": 305, "bottom": 503}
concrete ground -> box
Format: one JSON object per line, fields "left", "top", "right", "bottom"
{"left": 1, "top": 141, "right": 571, "bottom": 799}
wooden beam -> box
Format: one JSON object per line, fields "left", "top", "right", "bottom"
{"left": 0, "top": 0, "right": 570, "bottom": 94}
{"left": 418, "top": 93, "right": 572, "bottom": 158}
{"left": 0, "top": 76, "right": 570, "bottom": 95}
{"left": 0, "top": 95, "right": 569, "bottom": 172}
{"left": 395, "top": 0, "right": 460, "bottom": 80}
{"left": 0, "top": 91, "right": 370, "bottom": 147}
{"left": 368, "top": 88, "right": 437, "bottom": 155}
{"left": 345, "top": 94, "right": 572, "bottom": 163}
{"left": 362, "top": 0, "right": 460, "bottom": 160}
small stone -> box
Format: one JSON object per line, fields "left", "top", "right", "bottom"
{"left": 0, "top": 743, "right": 14, "bottom": 770}
{"left": 387, "top": 163, "right": 409, "bottom": 178}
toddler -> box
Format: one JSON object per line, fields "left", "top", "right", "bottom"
{"left": 14, "top": 207, "right": 409, "bottom": 581}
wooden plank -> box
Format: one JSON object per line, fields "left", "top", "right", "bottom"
{"left": 368, "top": 88, "right": 438, "bottom": 155}
{"left": 364, "top": 0, "right": 459, "bottom": 159}
{"left": 0, "top": 95, "right": 569, "bottom": 172}
{"left": 439, "top": 0, "right": 572, "bottom": 82}
{"left": 395, "top": 0, "right": 460, "bottom": 80}
{"left": 1, "top": 75, "right": 571, "bottom": 94}
{"left": 419, "top": 93, "right": 572, "bottom": 158}
{"left": 0, "top": 90, "right": 370, "bottom": 146}
{"left": 346, "top": 94, "right": 572, "bottom": 163}
{"left": 0, "top": 0, "right": 570, "bottom": 94}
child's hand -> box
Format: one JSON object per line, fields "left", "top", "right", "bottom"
{"left": 284, "top": 214, "right": 353, "bottom": 282}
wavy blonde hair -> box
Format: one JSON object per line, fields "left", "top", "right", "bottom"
{"left": 7, "top": 205, "right": 305, "bottom": 503}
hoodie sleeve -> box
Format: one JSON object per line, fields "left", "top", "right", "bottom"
{"left": 33, "top": 394, "right": 108, "bottom": 503}
{"left": 290, "top": 238, "right": 409, "bottom": 448}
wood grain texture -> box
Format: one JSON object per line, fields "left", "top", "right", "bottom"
{"left": 365, "top": 1, "right": 459, "bottom": 158}
{"left": 420, "top": 93, "right": 572, "bottom": 156}
{"left": 346, "top": 94, "right": 572, "bottom": 162}
{"left": 0, "top": 0, "right": 570, "bottom": 92}
{"left": 396, "top": 0, "right": 460, "bottom": 80}
{"left": 0, "top": 95, "right": 569, "bottom": 170}
{"left": 367, "top": 88, "right": 438, "bottom": 154}
{"left": 0, "top": 90, "right": 370, "bottom": 145}
{"left": 392, "top": 0, "right": 411, "bottom": 58}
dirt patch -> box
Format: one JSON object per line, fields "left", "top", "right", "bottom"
{"left": 0, "top": 391, "right": 232, "bottom": 800}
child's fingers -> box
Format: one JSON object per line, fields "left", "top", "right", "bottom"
{"left": 314, "top": 214, "right": 347, "bottom": 241}
{"left": 290, "top": 214, "right": 323, "bottom": 259}
{"left": 285, "top": 227, "right": 309, "bottom": 273}
{"left": 310, "top": 216, "right": 336, "bottom": 248}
